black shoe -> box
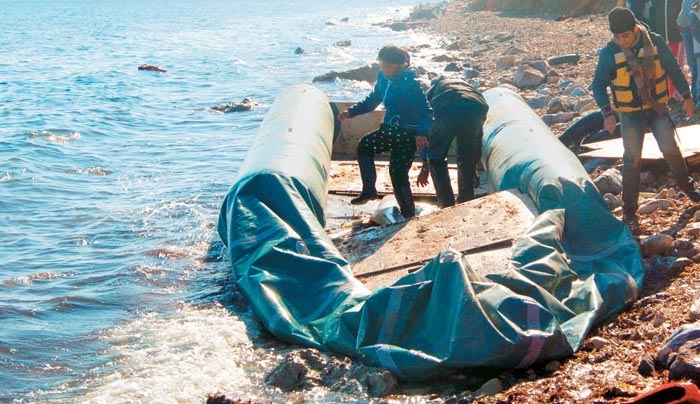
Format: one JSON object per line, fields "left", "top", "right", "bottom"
{"left": 622, "top": 212, "right": 640, "bottom": 236}
{"left": 350, "top": 192, "right": 378, "bottom": 205}
{"left": 686, "top": 188, "right": 700, "bottom": 203}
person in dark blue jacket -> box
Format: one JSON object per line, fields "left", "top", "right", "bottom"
{"left": 591, "top": 7, "right": 698, "bottom": 235}
{"left": 337, "top": 45, "right": 431, "bottom": 219}
{"left": 679, "top": 0, "right": 700, "bottom": 105}
{"left": 626, "top": 0, "right": 655, "bottom": 27}
{"left": 650, "top": 0, "right": 684, "bottom": 100}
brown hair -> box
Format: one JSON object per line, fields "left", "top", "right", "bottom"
{"left": 377, "top": 45, "right": 410, "bottom": 66}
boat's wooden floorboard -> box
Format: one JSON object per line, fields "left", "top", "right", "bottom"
{"left": 331, "top": 189, "right": 538, "bottom": 291}
{"left": 578, "top": 124, "right": 700, "bottom": 165}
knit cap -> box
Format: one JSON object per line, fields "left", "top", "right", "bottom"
{"left": 608, "top": 7, "right": 637, "bottom": 34}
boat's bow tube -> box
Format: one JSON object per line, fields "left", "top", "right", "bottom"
{"left": 217, "top": 84, "right": 370, "bottom": 352}
{"left": 228, "top": 84, "right": 334, "bottom": 224}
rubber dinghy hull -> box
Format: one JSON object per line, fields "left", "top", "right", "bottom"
{"left": 217, "top": 84, "right": 643, "bottom": 380}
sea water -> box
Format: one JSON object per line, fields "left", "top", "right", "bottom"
{"left": 0, "top": 0, "right": 439, "bottom": 402}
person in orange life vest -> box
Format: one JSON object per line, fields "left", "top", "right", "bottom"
{"left": 591, "top": 7, "right": 699, "bottom": 235}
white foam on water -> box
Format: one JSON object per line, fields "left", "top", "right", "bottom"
{"left": 76, "top": 303, "right": 278, "bottom": 403}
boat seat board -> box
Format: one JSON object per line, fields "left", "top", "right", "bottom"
{"left": 578, "top": 124, "right": 700, "bottom": 162}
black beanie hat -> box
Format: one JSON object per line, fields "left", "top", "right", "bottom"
{"left": 608, "top": 7, "right": 637, "bottom": 34}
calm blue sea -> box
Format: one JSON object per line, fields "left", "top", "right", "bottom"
{"left": 0, "top": 0, "right": 437, "bottom": 402}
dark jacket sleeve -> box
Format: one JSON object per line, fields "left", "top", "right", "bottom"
{"left": 403, "top": 77, "right": 432, "bottom": 136}
{"left": 591, "top": 43, "right": 616, "bottom": 110}
{"left": 347, "top": 73, "right": 385, "bottom": 117}
{"left": 653, "top": 33, "right": 691, "bottom": 97}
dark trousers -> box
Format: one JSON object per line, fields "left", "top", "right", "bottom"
{"left": 428, "top": 102, "right": 486, "bottom": 207}
{"left": 357, "top": 124, "right": 417, "bottom": 218}
{"left": 620, "top": 109, "right": 692, "bottom": 215}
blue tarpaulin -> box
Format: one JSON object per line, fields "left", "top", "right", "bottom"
{"left": 217, "top": 84, "right": 643, "bottom": 380}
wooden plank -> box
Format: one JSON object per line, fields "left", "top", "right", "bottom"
{"left": 330, "top": 101, "right": 385, "bottom": 157}
{"left": 329, "top": 100, "right": 461, "bottom": 160}
{"left": 328, "top": 160, "right": 443, "bottom": 197}
{"left": 332, "top": 189, "right": 538, "bottom": 291}
{"left": 578, "top": 124, "right": 700, "bottom": 161}
{"left": 327, "top": 160, "right": 488, "bottom": 199}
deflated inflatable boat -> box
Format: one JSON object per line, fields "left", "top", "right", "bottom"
{"left": 217, "top": 84, "right": 643, "bottom": 380}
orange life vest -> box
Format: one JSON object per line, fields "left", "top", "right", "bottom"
{"left": 610, "top": 45, "right": 669, "bottom": 112}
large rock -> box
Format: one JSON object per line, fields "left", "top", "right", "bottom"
{"left": 313, "top": 64, "right": 380, "bottom": 83}
{"left": 409, "top": 3, "right": 444, "bottom": 20}
{"left": 265, "top": 349, "right": 398, "bottom": 397}
{"left": 547, "top": 54, "right": 581, "bottom": 66}
{"left": 513, "top": 65, "right": 544, "bottom": 88}
{"left": 593, "top": 168, "right": 623, "bottom": 195}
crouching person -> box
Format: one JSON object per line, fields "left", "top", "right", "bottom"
{"left": 337, "top": 45, "right": 431, "bottom": 219}
{"left": 418, "top": 75, "right": 489, "bottom": 207}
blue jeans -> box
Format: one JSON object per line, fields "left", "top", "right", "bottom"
{"left": 681, "top": 26, "right": 698, "bottom": 102}
{"left": 620, "top": 110, "right": 692, "bottom": 214}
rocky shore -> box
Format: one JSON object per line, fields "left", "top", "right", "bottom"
{"left": 409, "top": 3, "right": 700, "bottom": 403}
{"left": 211, "top": 3, "right": 700, "bottom": 403}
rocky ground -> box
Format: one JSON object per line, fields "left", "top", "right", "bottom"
{"left": 401, "top": 2, "right": 700, "bottom": 403}
{"left": 209, "top": 3, "right": 700, "bottom": 404}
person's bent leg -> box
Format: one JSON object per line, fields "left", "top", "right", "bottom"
{"left": 620, "top": 112, "right": 646, "bottom": 218}
{"left": 389, "top": 130, "right": 416, "bottom": 218}
{"left": 651, "top": 112, "right": 700, "bottom": 201}
{"left": 455, "top": 104, "right": 485, "bottom": 202}
{"left": 394, "top": 183, "right": 415, "bottom": 219}
{"left": 427, "top": 115, "right": 456, "bottom": 208}
{"left": 558, "top": 110, "right": 605, "bottom": 152}
{"left": 455, "top": 103, "right": 485, "bottom": 203}
{"left": 351, "top": 131, "right": 380, "bottom": 205}
{"left": 428, "top": 159, "right": 455, "bottom": 207}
